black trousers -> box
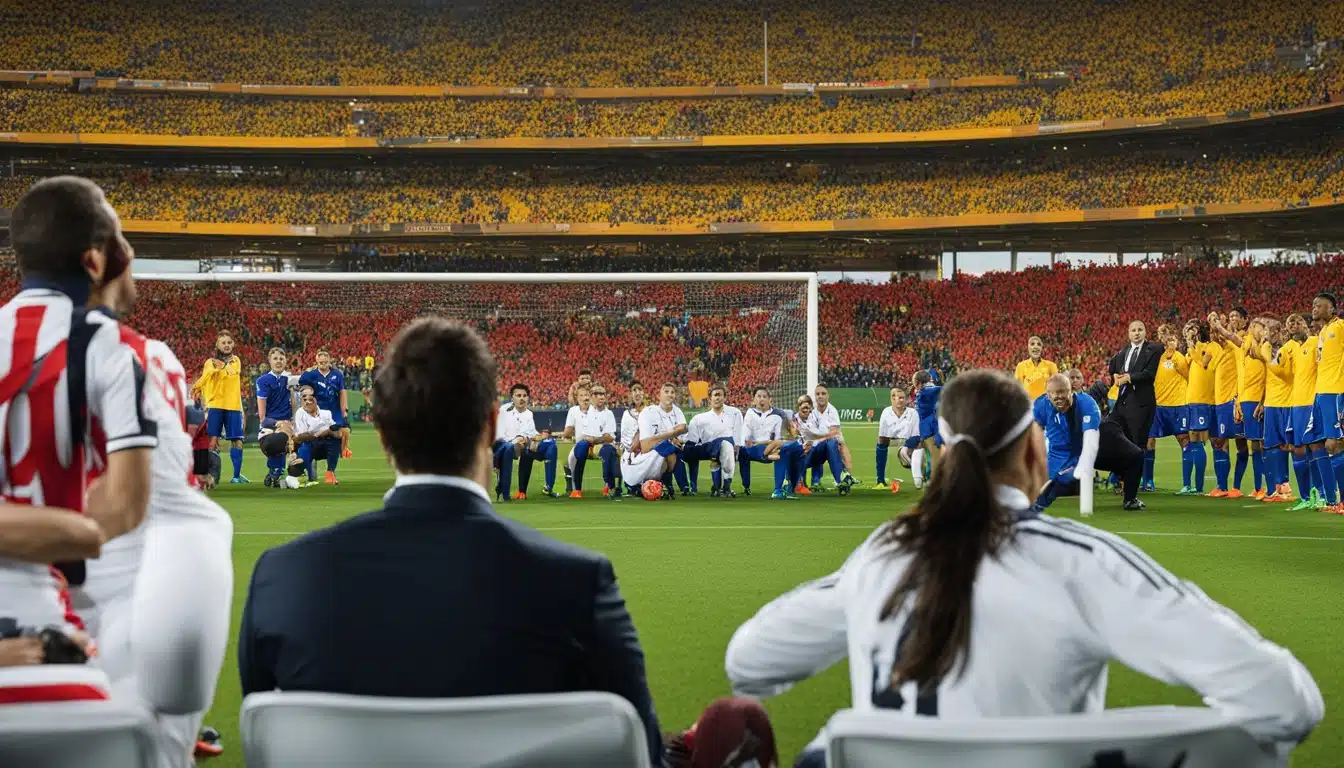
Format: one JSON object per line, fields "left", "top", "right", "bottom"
{"left": 1112, "top": 399, "right": 1155, "bottom": 449}
{"left": 1050, "top": 421, "right": 1146, "bottom": 504}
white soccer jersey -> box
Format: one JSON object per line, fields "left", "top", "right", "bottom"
{"left": 742, "top": 408, "right": 786, "bottom": 444}
{"left": 295, "top": 407, "right": 335, "bottom": 437}
{"left": 578, "top": 406, "right": 617, "bottom": 442}
{"left": 725, "top": 485, "right": 1323, "bottom": 750}
{"left": 689, "top": 409, "right": 738, "bottom": 444}
{"left": 818, "top": 403, "right": 843, "bottom": 433}
{"left": 0, "top": 293, "right": 160, "bottom": 629}
{"left": 564, "top": 404, "right": 588, "bottom": 431}
{"left": 496, "top": 405, "right": 538, "bottom": 443}
{"left": 793, "top": 410, "right": 831, "bottom": 445}
{"left": 620, "top": 406, "right": 643, "bottom": 450}
{"left": 638, "top": 404, "right": 687, "bottom": 445}
{"left": 879, "top": 406, "right": 920, "bottom": 440}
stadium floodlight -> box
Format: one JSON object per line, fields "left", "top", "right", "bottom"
{"left": 137, "top": 271, "right": 819, "bottom": 402}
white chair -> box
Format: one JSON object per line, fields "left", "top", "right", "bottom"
{"left": 825, "top": 706, "right": 1281, "bottom": 768}
{"left": 0, "top": 700, "right": 162, "bottom": 767}
{"left": 241, "top": 690, "right": 653, "bottom": 767}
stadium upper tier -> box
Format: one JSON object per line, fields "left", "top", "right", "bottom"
{"left": 1, "top": 258, "right": 1335, "bottom": 404}
{"left": 4, "top": 0, "right": 1340, "bottom": 89}
{"left": 8, "top": 137, "right": 1338, "bottom": 227}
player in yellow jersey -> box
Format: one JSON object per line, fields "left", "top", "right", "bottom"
{"left": 1143, "top": 324, "right": 1189, "bottom": 492}
{"left": 1255, "top": 318, "right": 1296, "bottom": 502}
{"left": 192, "top": 331, "right": 248, "bottom": 484}
{"left": 1203, "top": 310, "right": 1244, "bottom": 497}
{"left": 1014, "top": 335, "right": 1058, "bottom": 402}
{"left": 1177, "top": 319, "right": 1217, "bottom": 495}
{"left": 1288, "top": 314, "right": 1322, "bottom": 510}
{"left": 1311, "top": 292, "right": 1344, "bottom": 513}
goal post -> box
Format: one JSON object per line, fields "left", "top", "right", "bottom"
{"left": 135, "top": 271, "right": 820, "bottom": 409}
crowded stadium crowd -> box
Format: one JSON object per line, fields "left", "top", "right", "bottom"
{"left": 5, "top": 136, "right": 1340, "bottom": 226}
{"left": 341, "top": 243, "right": 822, "bottom": 273}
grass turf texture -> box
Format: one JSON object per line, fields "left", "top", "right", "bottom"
{"left": 203, "top": 425, "right": 1339, "bottom": 767}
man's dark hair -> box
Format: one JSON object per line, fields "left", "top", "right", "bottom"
{"left": 1316, "top": 293, "right": 1337, "bottom": 311}
{"left": 510, "top": 383, "right": 529, "bottom": 396}
{"left": 373, "top": 318, "right": 497, "bottom": 476}
{"left": 578, "top": 370, "right": 592, "bottom": 377}
{"left": 11, "top": 176, "right": 117, "bottom": 282}
{"left": 753, "top": 386, "right": 770, "bottom": 397}
{"left": 629, "top": 380, "right": 643, "bottom": 390}
{"left": 1231, "top": 306, "right": 1250, "bottom": 319}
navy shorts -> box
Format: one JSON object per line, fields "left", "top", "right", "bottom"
{"left": 1187, "top": 404, "right": 1214, "bottom": 434}
{"left": 1313, "top": 394, "right": 1343, "bottom": 441}
{"left": 206, "top": 409, "right": 244, "bottom": 440}
{"left": 740, "top": 444, "right": 772, "bottom": 462}
{"left": 1263, "top": 406, "right": 1292, "bottom": 447}
{"left": 1214, "top": 401, "right": 1243, "bottom": 438}
{"left": 1239, "top": 401, "right": 1264, "bottom": 441}
{"left": 1292, "top": 405, "right": 1321, "bottom": 446}
{"left": 1148, "top": 405, "right": 1188, "bottom": 439}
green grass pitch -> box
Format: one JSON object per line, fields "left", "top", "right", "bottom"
{"left": 202, "top": 425, "right": 1339, "bottom": 766}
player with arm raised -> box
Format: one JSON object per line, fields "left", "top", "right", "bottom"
{"left": 637, "top": 383, "right": 689, "bottom": 498}
{"left": 1254, "top": 319, "right": 1297, "bottom": 502}
{"left": 1142, "top": 324, "right": 1190, "bottom": 492}
{"left": 254, "top": 348, "right": 297, "bottom": 488}
{"left": 1288, "top": 314, "right": 1326, "bottom": 509}
{"left": 874, "top": 386, "right": 919, "bottom": 491}
{"left": 1310, "top": 293, "right": 1344, "bottom": 514}
{"left": 1206, "top": 310, "right": 1249, "bottom": 498}
{"left": 686, "top": 386, "right": 740, "bottom": 498}
{"left": 813, "top": 385, "right": 859, "bottom": 490}
{"left": 1177, "top": 320, "right": 1217, "bottom": 496}
{"left": 725, "top": 370, "right": 1322, "bottom": 768}
{"left": 191, "top": 332, "right": 247, "bottom": 484}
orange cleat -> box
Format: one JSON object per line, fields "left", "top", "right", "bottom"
{"left": 568, "top": 490, "right": 583, "bottom": 499}
{"left": 602, "top": 486, "right": 611, "bottom": 497}
{"left": 323, "top": 471, "right": 338, "bottom": 486}
{"left": 1225, "top": 489, "right": 1243, "bottom": 499}
{"left": 342, "top": 448, "right": 353, "bottom": 459}
{"left": 1279, "top": 483, "right": 1296, "bottom": 499}
{"left": 512, "top": 492, "right": 527, "bottom": 501}
{"left": 890, "top": 480, "right": 901, "bottom": 494}
{"left": 794, "top": 484, "right": 813, "bottom": 496}
{"left": 1250, "top": 489, "right": 1266, "bottom": 501}
{"left": 1207, "top": 489, "right": 1228, "bottom": 498}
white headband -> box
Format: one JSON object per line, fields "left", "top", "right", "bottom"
{"left": 938, "top": 409, "right": 1035, "bottom": 456}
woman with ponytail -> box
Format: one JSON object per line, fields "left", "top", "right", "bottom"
{"left": 726, "top": 370, "right": 1322, "bottom": 768}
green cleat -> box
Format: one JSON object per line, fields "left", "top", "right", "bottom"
{"left": 870, "top": 482, "right": 889, "bottom": 491}
{"left": 1174, "top": 486, "right": 1199, "bottom": 496}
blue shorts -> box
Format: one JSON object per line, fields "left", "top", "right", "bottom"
{"left": 1214, "top": 401, "right": 1242, "bottom": 438}
{"left": 917, "top": 415, "right": 944, "bottom": 447}
{"left": 1263, "top": 406, "right": 1292, "bottom": 447}
{"left": 903, "top": 435, "right": 922, "bottom": 451}
{"left": 328, "top": 409, "right": 347, "bottom": 428}
{"left": 1239, "top": 401, "right": 1264, "bottom": 441}
{"left": 206, "top": 409, "right": 244, "bottom": 440}
{"left": 1047, "top": 451, "right": 1077, "bottom": 478}
{"left": 1314, "top": 394, "right": 1344, "bottom": 441}
{"left": 1149, "top": 405, "right": 1188, "bottom": 439}
{"left": 740, "top": 444, "right": 772, "bottom": 462}
{"left": 1187, "top": 404, "right": 1214, "bottom": 434}
{"left": 1292, "top": 405, "right": 1321, "bottom": 446}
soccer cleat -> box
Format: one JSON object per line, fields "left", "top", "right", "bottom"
{"left": 720, "top": 489, "right": 736, "bottom": 499}
{"left": 1279, "top": 483, "right": 1295, "bottom": 499}
{"left": 568, "top": 490, "right": 583, "bottom": 499}
{"left": 263, "top": 474, "right": 275, "bottom": 488}
{"left": 1250, "top": 489, "right": 1266, "bottom": 501}
{"left": 512, "top": 492, "right": 527, "bottom": 501}
{"left": 1139, "top": 483, "right": 1156, "bottom": 493}
{"left": 809, "top": 483, "right": 826, "bottom": 493}
{"left": 541, "top": 487, "right": 559, "bottom": 498}
{"left": 870, "top": 482, "right": 889, "bottom": 491}
{"left": 230, "top": 475, "right": 249, "bottom": 484}
{"left": 710, "top": 488, "right": 720, "bottom": 498}
{"left": 890, "top": 480, "right": 902, "bottom": 493}
{"left": 495, "top": 492, "right": 509, "bottom": 503}
{"left": 1206, "top": 489, "right": 1228, "bottom": 498}
{"left": 1312, "top": 497, "right": 1329, "bottom": 511}
{"left": 342, "top": 448, "right": 353, "bottom": 459}
{"left": 1289, "top": 497, "right": 1316, "bottom": 511}
{"left": 1225, "top": 489, "right": 1243, "bottom": 499}
{"left": 194, "top": 726, "right": 223, "bottom": 759}
{"left": 324, "top": 471, "right": 338, "bottom": 485}
{"left": 842, "top": 473, "right": 859, "bottom": 487}
{"left": 1174, "top": 486, "right": 1198, "bottom": 496}
{"left": 1123, "top": 499, "right": 1147, "bottom": 511}
{"left": 602, "top": 486, "right": 611, "bottom": 498}
{"left": 771, "top": 489, "right": 797, "bottom": 500}
{"left": 794, "top": 484, "right": 813, "bottom": 496}
{"left": 742, "top": 488, "right": 751, "bottom": 496}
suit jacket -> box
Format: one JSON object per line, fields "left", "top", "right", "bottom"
{"left": 238, "top": 477, "right": 662, "bottom": 763}
{"left": 1108, "top": 340, "right": 1165, "bottom": 409}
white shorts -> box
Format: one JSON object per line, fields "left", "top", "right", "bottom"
{"left": 620, "top": 451, "right": 665, "bottom": 488}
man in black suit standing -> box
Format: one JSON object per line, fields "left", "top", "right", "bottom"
{"left": 238, "top": 317, "right": 662, "bottom": 764}
{"left": 1109, "top": 320, "right": 1165, "bottom": 448}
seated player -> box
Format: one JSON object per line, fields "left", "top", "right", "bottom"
{"left": 812, "top": 385, "right": 859, "bottom": 490}
{"left": 874, "top": 386, "right": 919, "bottom": 491}
{"left": 494, "top": 384, "right": 556, "bottom": 501}
{"left": 568, "top": 384, "right": 619, "bottom": 499}
{"left": 739, "top": 387, "right": 801, "bottom": 498}
{"left": 618, "top": 382, "right": 647, "bottom": 493}
{"left": 685, "top": 386, "right": 740, "bottom": 498}
{"left": 293, "top": 388, "right": 343, "bottom": 486}
{"left": 638, "top": 383, "right": 691, "bottom": 497}
{"left": 560, "top": 385, "right": 592, "bottom": 494}
{"left": 258, "top": 420, "right": 304, "bottom": 489}
{"left": 792, "top": 395, "right": 848, "bottom": 496}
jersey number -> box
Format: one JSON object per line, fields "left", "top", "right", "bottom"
{"left": 870, "top": 617, "right": 939, "bottom": 716}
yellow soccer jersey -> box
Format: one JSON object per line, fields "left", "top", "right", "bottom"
{"left": 194, "top": 355, "right": 243, "bottom": 411}
{"left": 1186, "top": 342, "right": 1218, "bottom": 405}
{"left": 1240, "top": 335, "right": 1266, "bottom": 404}
{"left": 1315, "top": 317, "right": 1344, "bottom": 395}
{"left": 1291, "top": 337, "right": 1318, "bottom": 408}
{"left": 1014, "top": 358, "right": 1058, "bottom": 402}
{"left": 1154, "top": 350, "right": 1189, "bottom": 407}
{"left": 1213, "top": 338, "right": 1240, "bottom": 405}
{"left": 1264, "top": 341, "right": 1294, "bottom": 408}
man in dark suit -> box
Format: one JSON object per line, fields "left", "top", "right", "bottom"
{"left": 238, "top": 318, "right": 662, "bottom": 764}
{"left": 1109, "top": 320, "right": 1165, "bottom": 448}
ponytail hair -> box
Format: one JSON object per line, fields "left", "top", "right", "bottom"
{"left": 878, "top": 369, "right": 1034, "bottom": 692}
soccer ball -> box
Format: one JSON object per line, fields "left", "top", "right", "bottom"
{"left": 640, "top": 479, "right": 664, "bottom": 501}
{"left": 897, "top": 447, "right": 913, "bottom": 468}
{"left": 283, "top": 476, "right": 301, "bottom": 489}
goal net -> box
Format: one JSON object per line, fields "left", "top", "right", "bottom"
{"left": 134, "top": 272, "right": 819, "bottom": 410}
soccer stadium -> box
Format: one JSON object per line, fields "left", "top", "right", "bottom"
{"left": 0, "top": 0, "right": 1343, "bottom": 765}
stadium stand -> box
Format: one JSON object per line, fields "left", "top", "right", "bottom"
{"left": 3, "top": 256, "right": 1337, "bottom": 406}
{"left": 5, "top": 136, "right": 1340, "bottom": 226}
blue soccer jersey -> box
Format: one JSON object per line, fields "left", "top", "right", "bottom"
{"left": 299, "top": 368, "right": 345, "bottom": 413}
{"left": 914, "top": 385, "right": 942, "bottom": 420}
{"left": 255, "top": 370, "right": 294, "bottom": 421}
{"left": 1033, "top": 391, "right": 1101, "bottom": 461}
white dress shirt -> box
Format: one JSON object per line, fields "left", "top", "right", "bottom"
{"left": 295, "top": 406, "right": 335, "bottom": 437}
{"left": 496, "top": 405, "right": 538, "bottom": 443}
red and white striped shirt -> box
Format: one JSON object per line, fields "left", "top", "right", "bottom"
{"left": 0, "top": 289, "right": 158, "bottom": 629}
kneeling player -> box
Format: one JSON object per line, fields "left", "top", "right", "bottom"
{"left": 812, "top": 385, "right": 858, "bottom": 489}
{"left": 740, "top": 387, "right": 801, "bottom": 498}
{"left": 793, "top": 395, "right": 848, "bottom": 495}
{"left": 874, "top": 386, "right": 918, "bottom": 490}
{"left": 294, "top": 389, "right": 343, "bottom": 486}
{"left": 639, "top": 383, "right": 691, "bottom": 494}
{"left": 621, "top": 446, "right": 678, "bottom": 500}
{"left": 493, "top": 384, "right": 557, "bottom": 500}
{"left": 685, "top": 386, "right": 740, "bottom": 497}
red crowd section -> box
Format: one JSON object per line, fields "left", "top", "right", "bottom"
{"left": 2, "top": 259, "right": 1341, "bottom": 406}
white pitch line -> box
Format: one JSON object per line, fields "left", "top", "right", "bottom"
{"left": 234, "top": 526, "right": 1341, "bottom": 541}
